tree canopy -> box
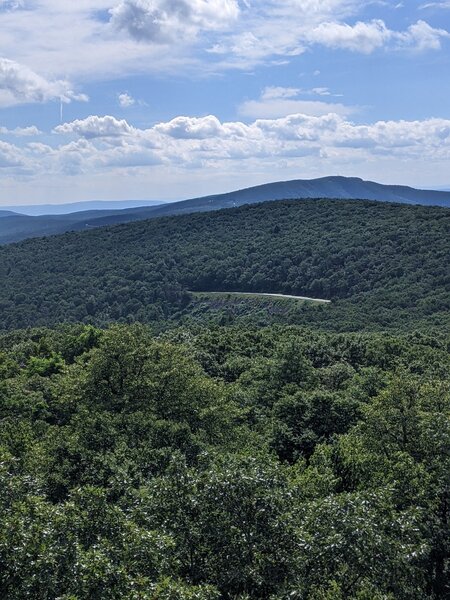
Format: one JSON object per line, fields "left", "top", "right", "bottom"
{"left": 0, "top": 199, "right": 448, "bottom": 332}
{"left": 0, "top": 323, "right": 448, "bottom": 598}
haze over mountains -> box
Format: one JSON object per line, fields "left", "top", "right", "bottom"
{"left": 1, "top": 200, "right": 166, "bottom": 217}
{"left": 1, "top": 176, "right": 450, "bottom": 245}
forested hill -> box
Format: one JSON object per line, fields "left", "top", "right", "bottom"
{"left": 0, "top": 198, "right": 448, "bottom": 331}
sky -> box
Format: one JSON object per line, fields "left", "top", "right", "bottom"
{"left": 1, "top": 1, "right": 450, "bottom": 205}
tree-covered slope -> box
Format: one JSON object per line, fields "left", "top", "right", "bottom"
{"left": 2, "top": 175, "right": 450, "bottom": 245}
{"left": 0, "top": 324, "right": 449, "bottom": 598}
{"left": 0, "top": 199, "right": 448, "bottom": 331}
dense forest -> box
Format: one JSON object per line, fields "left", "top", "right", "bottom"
{"left": 0, "top": 199, "right": 448, "bottom": 332}
{"left": 1, "top": 198, "right": 449, "bottom": 598}
{"left": 0, "top": 323, "right": 449, "bottom": 598}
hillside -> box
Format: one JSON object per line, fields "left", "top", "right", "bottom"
{"left": 2, "top": 176, "right": 450, "bottom": 245}
{"left": 0, "top": 199, "right": 448, "bottom": 332}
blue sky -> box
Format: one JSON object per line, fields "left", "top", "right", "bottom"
{"left": 1, "top": 0, "right": 450, "bottom": 205}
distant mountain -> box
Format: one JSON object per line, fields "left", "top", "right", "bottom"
{"left": 0, "top": 208, "right": 161, "bottom": 245}
{"left": 0, "top": 210, "right": 20, "bottom": 218}
{"left": 83, "top": 176, "right": 450, "bottom": 226}
{"left": 142, "top": 176, "right": 450, "bottom": 219}
{"left": 0, "top": 199, "right": 166, "bottom": 216}
{"left": 1, "top": 176, "right": 449, "bottom": 244}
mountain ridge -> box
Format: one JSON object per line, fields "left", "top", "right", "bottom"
{"left": 0, "top": 199, "right": 166, "bottom": 216}
{"left": 1, "top": 176, "right": 449, "bottom": 245}
{"left": 0, "top": 210, "right": 20, "bottom": 218}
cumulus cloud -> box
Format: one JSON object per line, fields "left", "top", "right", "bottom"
{"left": 396, "top": 20, "right": 449, "bottom": 51}
{"left": 118, "top": 92, "right": 135, "bottom": 107}
{"left": 306, "top": 19, "right": 449, "bottom": 53}
{"left": 110, "top": 0, "right": 240, "bottom": 43}
{"left": 2, "top": 110, "right": 450, "bottom": 190}
{"left": 308, "top": 19, "right": 391, "bottom": 53}
{"left": 154, "top": 115, "right": 228, "bottom": 139}
{"left": 47, "top": 111, "right": 450, "bottom": 173}
{"left": 0, "top": 58, "right": 88, "bottom": 107}
{"left": 0, "top": 125, "right": 41, "bottom": 136}
{"left": 54, "top": 115, "right": 135, "bottom": 139}
{"left": 0, "top": 139, "right": 24, "bottom": 167}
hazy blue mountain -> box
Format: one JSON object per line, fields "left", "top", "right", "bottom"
{"left": 0, "top": 199, "right": 166, "bottom": 216}
{"left": 1, "top": 176, "right": 450, "bottom": 244}
{"left": 142, "top": 176, "right": 450, "bottom": 219}
{"left": 0, "top": 210, "right": 21, "bottom": 218}
{"left": 83, "top": 176, "right": 450, "bottom": 225}
{"left": 0, "top": 208, "right": 159, "bottom": 245}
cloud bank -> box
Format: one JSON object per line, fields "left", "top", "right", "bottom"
{"left": 0, "top": 110, "right": 446, "bottom": 180}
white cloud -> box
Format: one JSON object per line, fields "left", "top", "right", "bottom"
{"left": 0, "top": 139, "right": 23, "bottom": 167}
{"left": 273, "top": 18, "right": 449, "bottom": 57}
{"left": 261, "top": 87, "right": 302, "bottom": 100}
{"left": 110, "top": 0, "right": 240, "bottom": 43}
{"left": 308, "top": 19, "right": 391, "bottom": 53}
{"left": 205, "top": 3, "right": 449, "bottom": 68}
{"left": 3, "top": 109, "right": 450, "bottom": 201}
{"left": 45, "top": 111, "right": 450, "bottom": 174}
{"left": 154, "top": 115, "right": 226, "bottom": 139}
{"left": 0, "top": 58, "right": 88, "bottom": 107}
{"left": 0, "top": 125, "right": 41, "bottom": 136}
{"left": 239, "top": 87, "right": 355, "bottom": 118}
{"left": 54, "top": 115, "right": 135, "bottom": 138}
{"left": 420, "top": 2, "right": 450, "bottom": 8}
{"left": 395, "top": 20, "right": 449, "bottom": 51}
{"left": 118, "top": 92, "right": 135, "bottom": 107}
{"left": 0, "top": 1, "right": 445, "bottom": 87}
{"left": 311, "top": 87, "right": 332, "bottom": 96}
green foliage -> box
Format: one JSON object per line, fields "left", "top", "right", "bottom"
{"left": 0, "top": 323, "right": 448, "bottom": 598}
{"left": 27, "top": 351, "right": 65, "bottom": 376}
{"left": 0, "top": 199, "right": 448, "bottom": 332}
